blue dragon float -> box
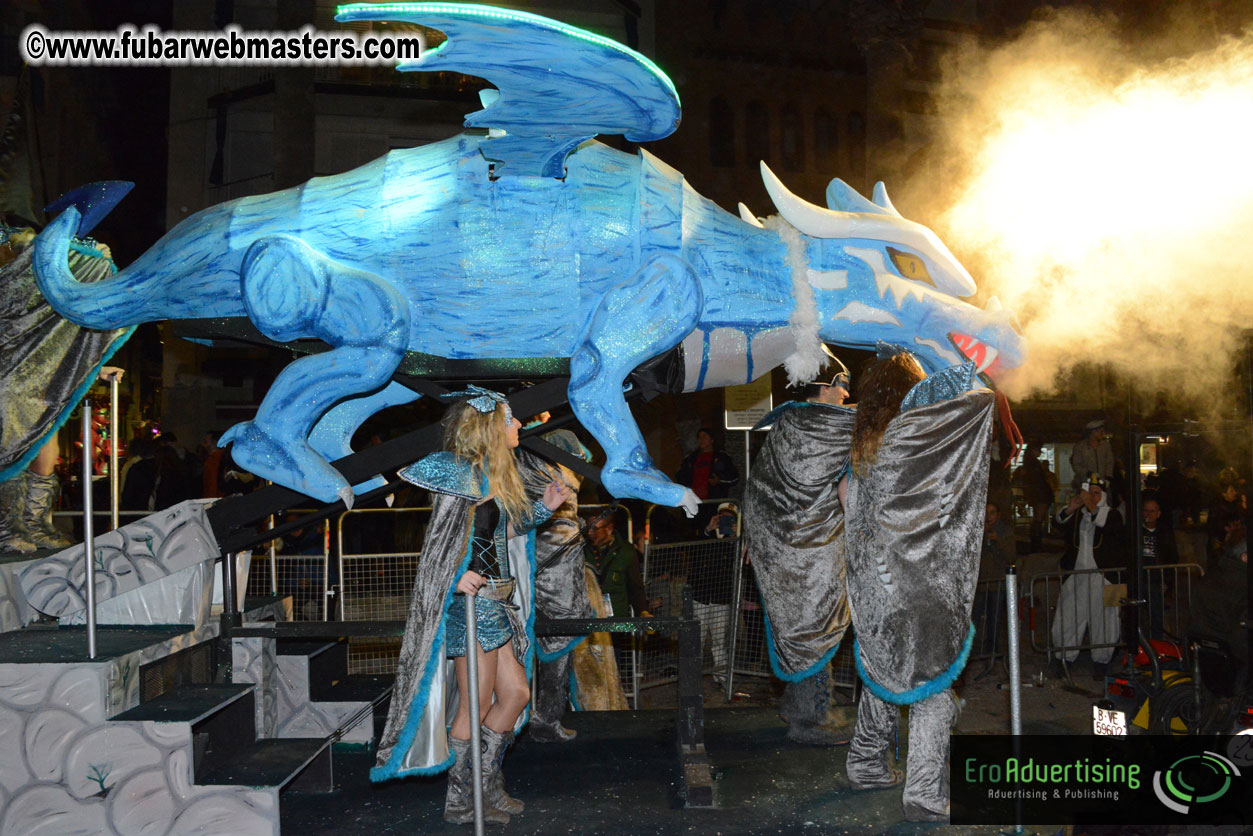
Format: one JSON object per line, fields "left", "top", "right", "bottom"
{"left": 33, "top": 3, "right": 1024, "bottom": 515}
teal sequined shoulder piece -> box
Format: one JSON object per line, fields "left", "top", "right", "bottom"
{"left": 397, "top": 452, "right": 485, "bottom": 500}
{"left": 900, "top": 361, "right": 977, "bottom": 413}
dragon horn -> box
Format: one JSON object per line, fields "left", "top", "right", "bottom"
{"left": 872, "top": 181, "right": 902, "bottom": 217}
{"left": 761, "top": 161, "right": 884, "bottom": 240}
{"left": 737, "top": 202, "right": 764, "bottom": 228}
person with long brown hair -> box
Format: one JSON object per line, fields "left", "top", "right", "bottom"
{"left": 370, "top": 386, "right": 571, "bottom": 826}
{"left": 839, "top": 346, "right": 995, "bottom": 823}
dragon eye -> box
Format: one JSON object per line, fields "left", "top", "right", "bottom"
{"left": 886, "top": 247, "right": 933, "bottom": 285}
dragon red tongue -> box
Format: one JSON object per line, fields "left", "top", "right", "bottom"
{"left": 950, "top": 332, "right": 987, "bottom": 367}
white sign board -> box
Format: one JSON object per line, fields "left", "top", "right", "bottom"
{"left": 724, "top": 375, "right": 773, "bottom": 431}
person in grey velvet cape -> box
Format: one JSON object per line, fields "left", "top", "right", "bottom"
{"left": 370, "top": 389, "right": 569, "bottom": 828}
{"left": 743, "top": 346, "right": 856, "bottom": 744}
{"left": 515, "top": 427, "right": 596, "bottom": 742}
{"left": 839, "top": 349, "right": 995, "bottom": 823}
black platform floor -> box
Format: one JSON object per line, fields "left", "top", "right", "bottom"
{"left": 0, "top": 624, "right": 192, "bottom": 663}
{"left": 283, "top": 708, "right": 1054, "bottom": 836}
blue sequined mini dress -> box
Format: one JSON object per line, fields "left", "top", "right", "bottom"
{"left": 445, "top": 500, "right": 514, "bottom": 657}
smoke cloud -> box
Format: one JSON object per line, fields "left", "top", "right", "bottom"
{"left": 919, "top": 9, "right": 1253, "bottom": 403}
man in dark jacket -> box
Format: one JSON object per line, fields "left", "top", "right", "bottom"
{"left": 1140, "top": 495, "right": 1178, "bottom": 639}
{"left": 1051, "top": 473, "right": 1124, "bottom": 677}
{"left": 676, "top": 428, "right": 739, "bottom": 501}
{"left": 583, "top": 513, "right": 650, "bottom": 620}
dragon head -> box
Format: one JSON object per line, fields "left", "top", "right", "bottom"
{"left": 756, "top": 163, "right": 1025, "bottom": 381}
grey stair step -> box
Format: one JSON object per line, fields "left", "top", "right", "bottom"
{"left": 316, "top": 673, "right": 393, "bottom": 703}
{"left": 197, "top": 738, "right": 331, "bottom": 791}
{"left": 112, "top": 684, "right": 253, "bottom": 723}
{"left": 276, "top": 639, "right": 339, "bottom": 657}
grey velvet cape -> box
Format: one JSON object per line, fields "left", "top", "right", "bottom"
{"left": 742, "top": 401, "right": 855, "bottom": 680}
{"left": 515, "top": 430, "right": 594, "bottom": 660}
{"left": 371, "top": 453, "right": 537, "bottom": 781}
{"left": 845, "top": 363, "right": 994, "bottom": 704}
{"left": 1, "top": 234, "right": 132, "bottom": 481}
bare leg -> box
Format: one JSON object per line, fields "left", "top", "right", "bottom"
{"left": 450, "top": 646, "right": 499, "bottom": 741}
{"left": 30, "top": 439, "right": 58, "bottom": 476}
{"left": 483, "top": 643, "right": 529, "bottom": 733}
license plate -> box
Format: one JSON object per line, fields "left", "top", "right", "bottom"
{"left": 1093, "top": 706, "right": 1127, "bottom": 736}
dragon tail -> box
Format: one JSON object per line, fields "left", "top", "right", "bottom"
{"left": 33, "top": 187, "right": 243, "bottom": 330}
{"left": 32, "top": 206, "right": 156, "bottom": 330}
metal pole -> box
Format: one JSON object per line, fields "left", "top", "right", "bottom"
{"left": 465, "top": 591, "right": 485, "bottom": 836}
{"left": 82, "top": 399, "right": 98, "bottom": 659}
{"left": 1004, "top": 565, "right": 1023, "bottom": 835}
{"left": 108, "top": 374, "right": 119, "bottom": 531}
{"left": 724, "top": 507, "right": 743, "bottom": 702}
{"left": 267, "top": 514, "right": 278, "bottom": 596}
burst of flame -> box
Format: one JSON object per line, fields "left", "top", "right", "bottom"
{"left": 934, "top": 18, "right": 1253, "bottom": 399}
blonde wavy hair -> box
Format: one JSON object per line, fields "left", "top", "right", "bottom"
{"left": 443, "top": 400, "right": 529, "bottom": 523}
{"left": 850, "top": 352, "right": 926, "bottom": 476}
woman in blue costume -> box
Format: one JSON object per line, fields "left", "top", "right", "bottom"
{"left": 838, "top": 349, "right": 995, "bottom": 823}
{"left": 371, "top": 386, "right": 570, "bottom": 826}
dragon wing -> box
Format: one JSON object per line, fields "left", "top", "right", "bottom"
{"left": 335, "top": 2, "right": 681, "bottom": 178}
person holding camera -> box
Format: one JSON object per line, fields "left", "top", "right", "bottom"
{"left": 1070, "top": 418, "right": 1114, "bottom": 490}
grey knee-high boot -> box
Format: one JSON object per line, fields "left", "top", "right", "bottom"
{"left": 0, "top": 477, "right": 36, "bottom": 554}
{"left": 900, "top": 689, "right": 959, "bottom": 822}
{"left": 21, "top": 472, "right": 71, "bottom": 549}
{"left": 531, "top": 653, "right": 577, "bottom": 743}
{"left": 480, "top": 725, "right": 524, "bottom": 814}
{"left": 846, "top": 688, "right": 904, "bottom": 790}
{"left": 780, "top": 666, "right": 854, "bottom": 745}
{"left": 444, "top": 736, "right": 509, "bottom": 826}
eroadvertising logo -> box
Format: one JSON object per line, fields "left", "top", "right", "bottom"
{"left": 951, "top": 735, "right": 1253, "bottom": 825}
{"left": 1152, "top": 751, "right": 1240, "bottom": 814}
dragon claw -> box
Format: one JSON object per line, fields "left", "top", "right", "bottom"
{"left": 222, "top": 419, "right": 352, "bottom": 506}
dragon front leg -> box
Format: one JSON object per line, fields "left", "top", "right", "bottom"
{"left": 568, "top": 254, "right": 703, "bottom": 516}
{"left": 308, "top": 381, "right": 421, "bottom": 495}
{"left": 219, "top": 235, "right": 411, "bottom": 507}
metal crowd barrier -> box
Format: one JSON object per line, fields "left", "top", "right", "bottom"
{"left": 331, "top": 503, "right": 633, "bottom": 679}
{"left": 1030, "top": 562, "right": 1203, "bottom": 665}
{"left": 241, "top": 508, "right": 330, "bottom": 622}
{"left": 335, "top": 506, "right": 429, "bottom": 674}
{"left": 639, "top": 500, "right": 742, "bottom": 702}
{"left": 969, "top": 576, "right": 1009, "bottom": 679}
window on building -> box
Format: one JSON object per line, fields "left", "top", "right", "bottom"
{"left": 745, "top": 101, "right": 770, "bottom": 165}
{"left": 780, "top": 105, "right": 804, "bottom": 171}
{"left": 813, "top": 109, "right": 837, "bottom": 173}
{"left": 709, "top": 97, "right": 736, "bottom": 168}
{"left": 847, "top": 111, "right": 866, "bottom": 182}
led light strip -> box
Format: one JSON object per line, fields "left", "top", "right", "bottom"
{"left": 337, "top": 2, "right": 679, "bottom": 102}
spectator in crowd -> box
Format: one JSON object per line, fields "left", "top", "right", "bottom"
{"left": 583, "top": 512, "right": 652, "bottom": 679}
{"left": 1188, "top": 514, "right": 1248, "bottom": 667}
{"left": 120, "top": 438, "right": 158, "bottom": 511}
{"left": 1013, "top": 444, "right": 1056, "bottom": 552}
{"left": 1139, "top": 495, "right": 1178, "bottom": 640}
{"left": 676, "top": 427, "right": 739, "bottom": 502}
{"left": 704, "top": 501, "right": 738, "bottom": 539}
{"left": 199, "top": 432, "right": 225, "bottom": 498}
{"left": 583, "top": 512, "right": 651, "bottom": 620}
{"left": 1050, "top": 473, "right": 1124, "bottom": 679}
{"left": 974, "top": 502, "right": 1014, "bottom": 656}
{"left": 153, "top": 436, "right": 192, "bottom": 510}
{"left": 1207, "top": 469, "right": 1247, "bottom": 561}
{"left": 1070, "top": 419, "right": 1114, "bottom": 490}
{"left": 687, "top": 517, "right": 736, "bottom": 685}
